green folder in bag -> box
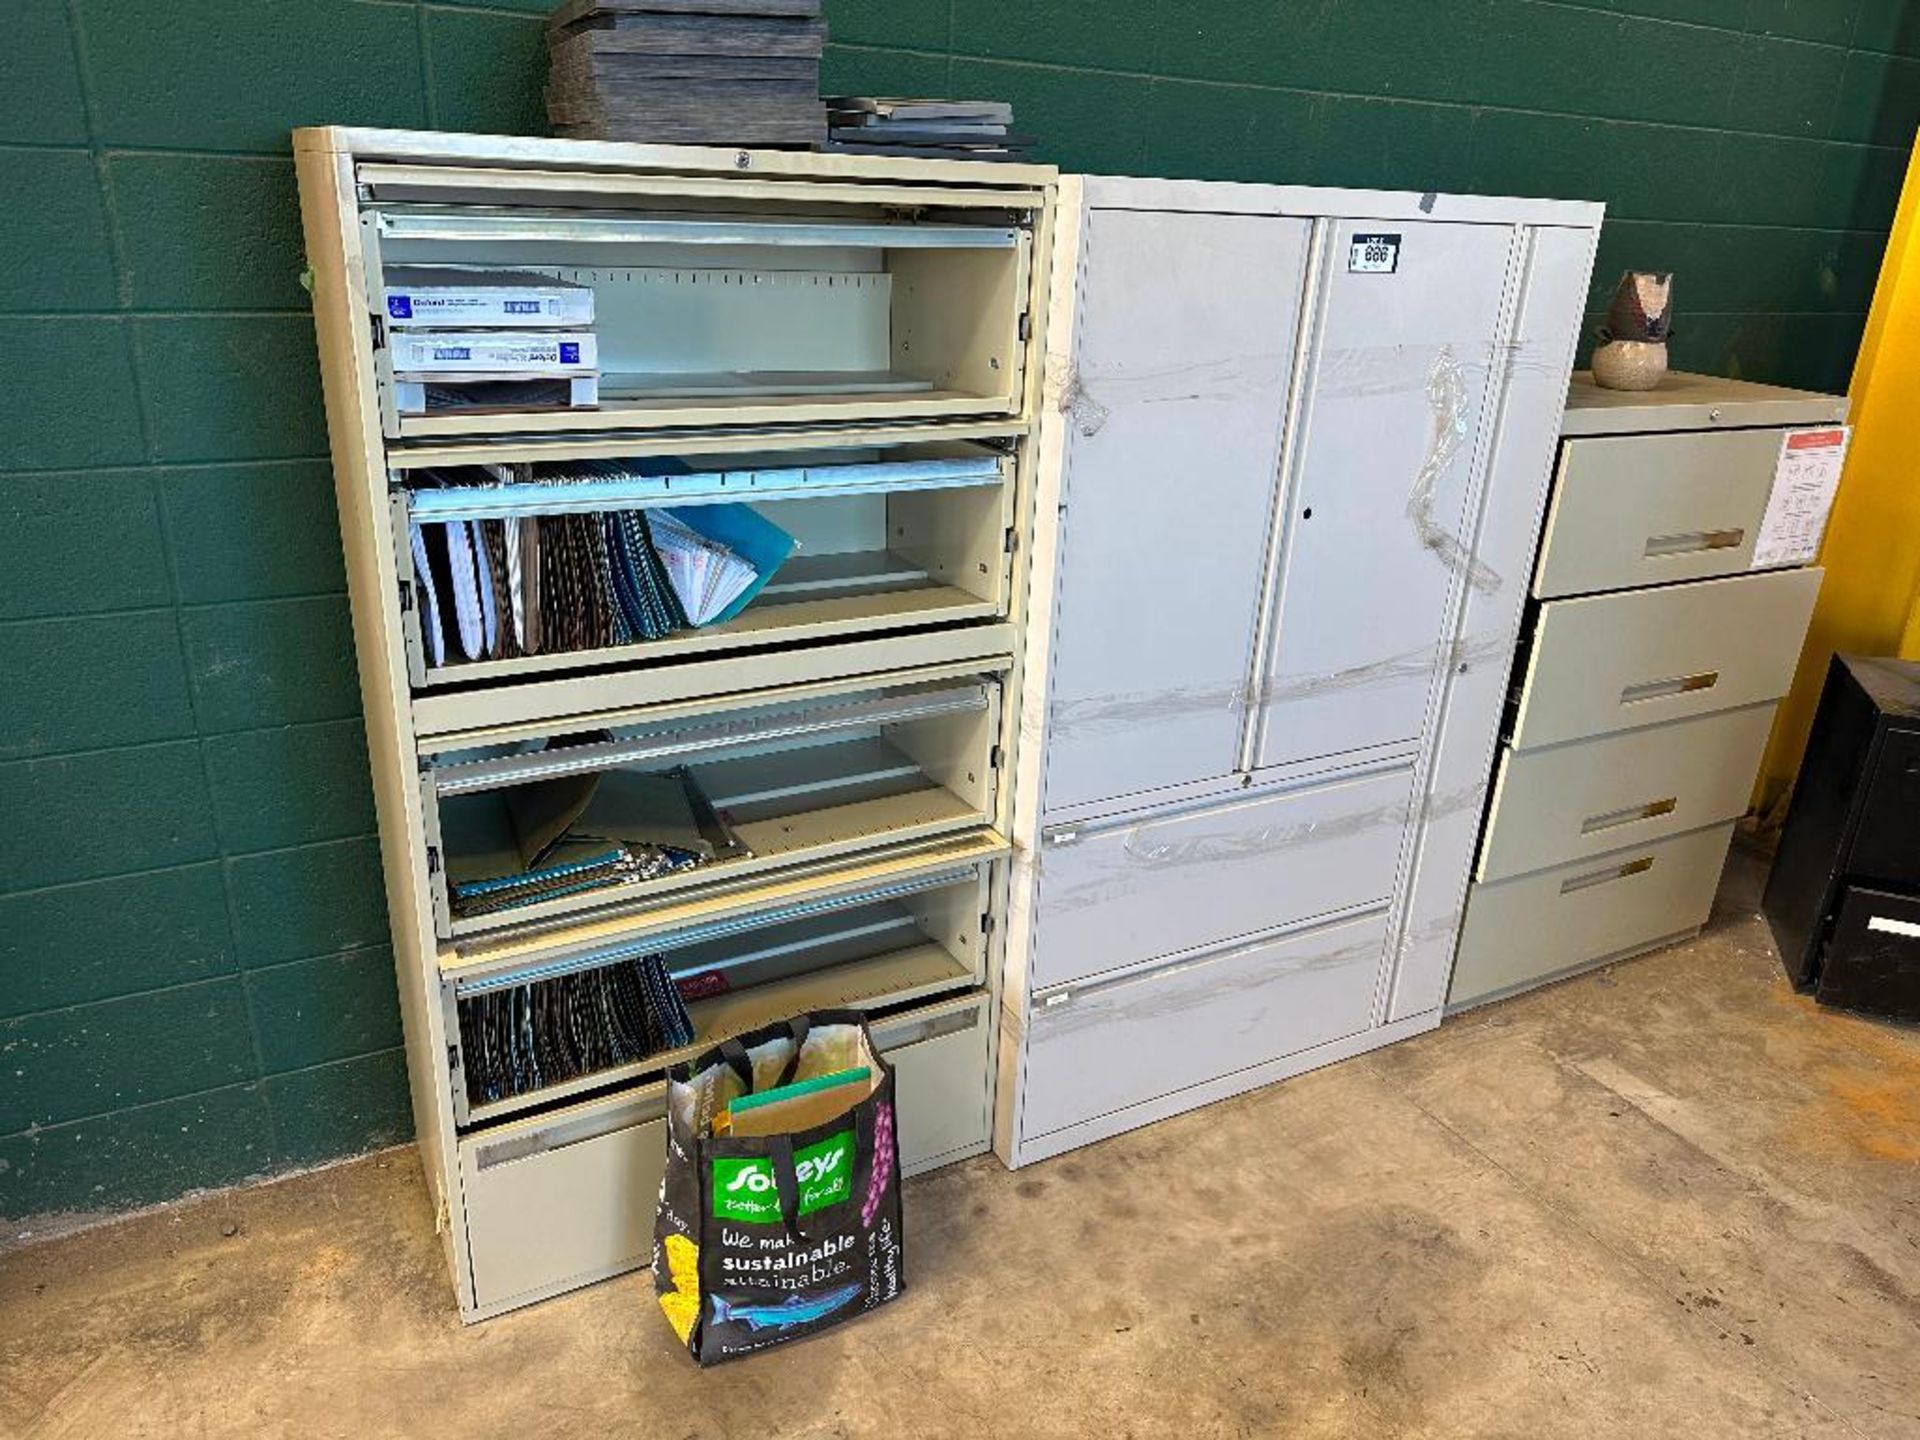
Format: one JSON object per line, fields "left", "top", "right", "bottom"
{"left": 723, "top": 1067, "right": 874, "bottom": 1138}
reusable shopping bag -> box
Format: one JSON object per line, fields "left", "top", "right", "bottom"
{"left": 652, "top": 1010, "right": 903, "bottom": 1364}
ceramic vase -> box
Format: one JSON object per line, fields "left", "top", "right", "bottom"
{"left": 1591, "top": 271, "right": 1673, "bottom": 391}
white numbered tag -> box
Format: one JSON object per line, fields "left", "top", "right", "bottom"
{"left": 1348, "top": 232, "right": 1401, "bottom": 273}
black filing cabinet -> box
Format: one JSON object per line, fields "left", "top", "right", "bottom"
{"left": 1763, "top": 654, "right": 1920, "bottom": 1020}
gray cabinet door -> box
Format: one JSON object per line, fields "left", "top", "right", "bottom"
{"left": 1042, "top": 207, "right": 1309, "bottom": 813}
{"left": 1384, "top": 222, "right": 1597, "bottom": 1023}
{"left": 1252, "top": 220, "right": 1518, "bottom": 769}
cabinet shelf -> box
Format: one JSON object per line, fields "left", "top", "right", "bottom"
{"left": 459, "top": 943, "right": 978, "bottom": 1127}
{"left": 395, "top": 388, "right": 1002, "bottom": 439}
{"left": 399, "top": 440, "right": 1016, "bottom": 688}
{"left": 439, "top": 768, "right": 986, "bottom": 938}
{"left": 414, "top": 581, "right": 997, "bottom": 686}
{"left": 445, "top": 844, "right": 993, "bottom": 1127}
{"left": 374, "top": 208, "right": 1021, "bottom": 251}
{"left": 429, "top": 672, "right": 1003, "bottom": 939}
{"left": 370, "top": 214, "right": 1031, "bottom": 440}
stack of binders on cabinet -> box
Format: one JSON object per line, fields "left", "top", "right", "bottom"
{"left": 545, "top": 0, "right": 826, "bottom": 145}
{"left": 824, "top": 97, "right": 1032, "bottom": 161}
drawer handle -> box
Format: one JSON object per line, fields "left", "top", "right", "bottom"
{"left": 1580, "top": 796, "right": 1678, "bottom": 835}
{"left": 475, "top": 1094, "right": 669, "bottom": 1169}
{"left": 1559, "top": 855, "right": 1655, "bottom": 895}
{"left": 1644, "top": 528, "right": 1744, "bottom": 559}
{"left": 873, "top": 1004, "right": 980, "bottom": 1051}
{"left": 1621, "top": 671, "right": 1719, "bottom": 705}
{"left": 1031, "top": 903, "right": 1389, "bottom": 1011}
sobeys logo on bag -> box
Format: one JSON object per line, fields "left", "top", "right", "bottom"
{"left": 712, "top": 1130, "right": 855, "bottom": 1223}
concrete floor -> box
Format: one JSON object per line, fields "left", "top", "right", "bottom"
{"left": 4, "top": 855, "right": 1918, "bottom": 1440}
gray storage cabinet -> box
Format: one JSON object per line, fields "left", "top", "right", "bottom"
{"left": 996, "top": 176, "right": 1602, "bottom": 1165}
{"left": 1448, "top": 372, "right": 1848, "bottom": 1010}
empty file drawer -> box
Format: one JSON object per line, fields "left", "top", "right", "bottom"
{"left": 458, "top": 991, "right": 991, "bottom": 1314}
{"left": 1510, "top": 568, "right": 1821, "bottom": 749}
{"left": 419, "top": 664, "right": 1005, "bottom": 938}
{"left": 1450, "top": 822, "right": 1734, "bottom": 1009}
{"left": 1478, "top": 704, "right": 1775, "bottom": 881}
{"left": 1534, "top": 428, "right": 1800, "bottom": 597}
{"left": 460, "top": 1085, "right": 665, "bottom": 1315}
{"left": 1027, "top": 765, "right": 1412, "bottom": 992}
{"left": 1019, "top": 911, "right": 1387, "bottom": 1139}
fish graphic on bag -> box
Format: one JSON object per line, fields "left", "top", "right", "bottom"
{"left": 709, "top": 1282, "right": 863, "bottom": 1333}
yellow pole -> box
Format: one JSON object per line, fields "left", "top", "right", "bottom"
{"left": 1758, "top": 138, "right": 1920, "bottom": 814}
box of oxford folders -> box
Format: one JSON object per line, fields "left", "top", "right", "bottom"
{"left": 381, "top": 268, "right": 596, "bottom": 328}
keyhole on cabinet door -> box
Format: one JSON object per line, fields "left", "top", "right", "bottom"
{"left": 1301, "top": 507, "right": 1314, "bottom": 520}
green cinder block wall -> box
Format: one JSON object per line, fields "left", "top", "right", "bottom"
{"left": 3, "top": 0, "right": 1916, "bottom": 1226}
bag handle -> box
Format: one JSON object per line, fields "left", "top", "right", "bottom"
{"left": 762, "top": 1102, "right": 869, "bottom": 1242}
{"left": 715, "top": 1037, "right": 755, "bottom": 1094}
{"left": 770, "top": 1013, "right": 811, "bottom": 1090}
{"left": 766, "top": 1136, "right": 829, "bottom": 1243}
{"left": 715, "top": 1014, "right": 815, "bottom": 1097}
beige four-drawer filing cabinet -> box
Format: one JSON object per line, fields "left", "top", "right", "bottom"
{"left": 1448, "top": 372, "right": 1849, "bottom": 1010}
{"left": 297, "top": 128, "right": 1058, "bottom": 1319}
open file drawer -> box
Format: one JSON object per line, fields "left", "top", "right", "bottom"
{"left": 1534, "top": 428, "right": 1806, "bottom": 597}
{"left": 1509, "top": 568, "right": 1822, "bottom": 749}
{"left": 439, "top": 837, "right": 1001, "bottom": 1125}
{"left": 418, "top": 662, "right": 1006, "bottom": 939}
{"left": 356, "top": 164, "right": 1036, "bottom": 439}
{"left": 391, "top": 427, "right": 1020, "bottom": 687}
{"left": 456, "top": 989, "right": 992, "bottom": 1316}
{"left": 1477, "top": 704, "right": 1776, "bottom": 881}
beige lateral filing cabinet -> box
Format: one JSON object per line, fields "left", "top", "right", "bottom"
{"left": 1448, "top": 372, "right": 1849, "bottom": 1009}
{"left": 296, "top": 127, "right": 1057, "bottom": 1320}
